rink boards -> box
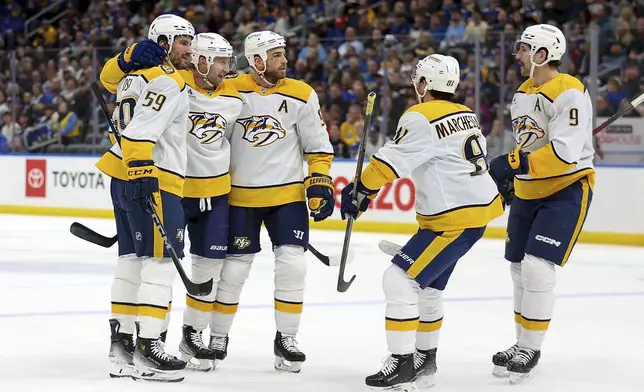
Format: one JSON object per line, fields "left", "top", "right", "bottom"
{"left": 0, "top": 154, "right": 642, "bottom": 247}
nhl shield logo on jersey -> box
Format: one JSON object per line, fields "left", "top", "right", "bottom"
{"left": 512, "top": 115, "right": 545, "bottom": 148}
{"left": 236, "top": 115, "right": 287, "bottom": 147}
{"left": 189, "top": 112, "right": 228, "bottom": 144}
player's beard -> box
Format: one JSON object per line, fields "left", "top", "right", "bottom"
{"left": 264, "top": 67, "right": 286, "bottom": 85}
{"left": 169, "top": 51, "right": 191, "bottom": 70}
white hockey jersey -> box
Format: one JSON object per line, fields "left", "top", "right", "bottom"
{"left": 226, "top": 74, "right": 334, "bottom": 208}
{"left": 510, "top": 73, "right": 595, "bottom": 199}
{"left": 361, "top": 100, "right": 504, "bottom": 232}
{"left": 179, "top": 70, "right": 243, "bottom": 198}
{"left": 96, "top": 61, "right": 189, "bottom": 197}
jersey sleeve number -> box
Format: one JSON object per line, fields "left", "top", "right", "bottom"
{"left": 462, "top": 133, "right": 488, "bottom": 176}
{"left": 115, "top": 97, "right": 137, "bottom": 134}
{"left": 569, "top": 108, "right": 578, "bottom": 126}
{"left": 142, "top": 91, "right": 167, "bottom": 111}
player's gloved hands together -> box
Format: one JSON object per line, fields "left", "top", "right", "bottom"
{"left": 340, "top": 180, "right": 378, "bottom": 220}
{"left": 118, "top": 40, "right": 167, "bottom": 72}
{"left": 304, "top": 173, "right": 335, "bottom": 221}
{"left": 125, "top": 160, "right": 160, "bottom": 211}
{"left": 489, "top": 148, "right": 529, "bottom": 206}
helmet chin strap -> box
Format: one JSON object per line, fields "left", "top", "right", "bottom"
{"left": 529, "top": 52, "right": 549, "bottom": 79}
{"left": 195, "top": 64, "right": 215, "bottom": 88}
{"left": 414, "top": 83, "right": 427, "bottom": 104}
{"left": 253, "top": 63, "right": 277, "bottom": 87}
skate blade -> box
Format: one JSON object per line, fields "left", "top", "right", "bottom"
{"left": 274, "top": 356, "right": 303, "bottom": 373}
{"left": 181, "top": 352, "right": 214, "bottom": 372}
{"left": 109, "top": 361, "right": 133, "bottom": 378}
{"left": 365, "top": 381, "right": 419, "bottom": 392}
{"left": 416, "top": 373, "right": 435, "bottom": 389}
{"left": 492, "top": 365, "right": 510, "bottom": 378}
{"left": 509, "top": 371, "right": 530, "bottom": 384}
{"left": 131, "top": 366, "right": 184, "bottom": 383}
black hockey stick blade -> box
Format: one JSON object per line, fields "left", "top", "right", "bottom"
{"left": 70, "top": 222, "right": 118, "bottom": 248}
{"left": 145, "top": 197, "right": 213, "bottom": 296}
{"left": 337, "top": 217, "right": 357, "bottom": 292}
{"left": 307, "top": 244, "right": 355, "bottom": 267}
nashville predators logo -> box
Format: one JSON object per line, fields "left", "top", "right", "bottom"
{"left": 512, "top": 115, "right": 546, "bottom": 148}
{"left": 189, "top": 112, "right": 227, "bottom": 144}
{"left": 236, "top": 115, "right": 286, "bottom": 147}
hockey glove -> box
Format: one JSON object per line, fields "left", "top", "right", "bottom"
{"left": 125, "top": 160, "right": 160, "bottom": 211}
{"left": 489, "top": 148, "right": 529, "bottom": 206}
{"left": 340, "top": 180, "right": 378, "bottom": 220}
{"left": 304, "top": 173, "right": 335, "bottom": 222}
{"left": 118, "top": 40, "right": 167, "bottom": 73}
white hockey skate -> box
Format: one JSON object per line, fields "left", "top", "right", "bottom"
{"left": 108, "top": 319, "right": 134, "bottom": 378}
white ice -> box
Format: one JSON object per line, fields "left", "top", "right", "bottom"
{"left": 0, "top": 214, "right": 643, "bottom": 392}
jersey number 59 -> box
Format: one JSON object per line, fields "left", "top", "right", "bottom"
{"left": 462, "top": 133, "right": 488, "bottom": 176}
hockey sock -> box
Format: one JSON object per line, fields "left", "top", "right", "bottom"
{"left": 274, "top": 245, "right": 306, "bottom": 335}
{"left": 416, "top": 287, "right": 443, "bottom": 351}
{"left": 518, "top": 254, "right": 555, "bottom": 350}
{"left": 210, "top": 253, "right": 253, "bottom": 335}
{"left": 510, "top": 262, "right": 523, "bottom": 341}
{"left": 111, "top": 254, "right": 142, "bottom": 334}
{"left": 183, "top": 255, "right": 223, "bottom": 331}
{"left": 383, "top": 265, "right": 419, "bottom": 355}
{"left": 137, "top": 257, "right": 176, "bottom": 339}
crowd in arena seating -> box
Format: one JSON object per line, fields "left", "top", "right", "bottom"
{"left": 1, "top": 0, "right": 643, "bottom": 158}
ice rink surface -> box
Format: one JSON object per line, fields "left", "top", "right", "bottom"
{"left": 0, "top": 214, "right": 643, "bottom": 392}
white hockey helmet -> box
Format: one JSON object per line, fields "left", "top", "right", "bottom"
{"left": 411, "top": 54, "right": 460, "bottom": 100}
{"left": 516, "top": 24, "right": 566, "bottom": 77}
{"left": 244, "top": 31, "right": 286, "bottom": 75}
{"left": 148, "top": 14, "right": 195, "bottom": 54}
{"left": 191, "top": 33, "right": 236, "bottom": 79}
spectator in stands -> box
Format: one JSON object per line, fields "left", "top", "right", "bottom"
{"left": 328, "top": 122, "right": 350, "bottom": 158}
{"left": 1, "top": 112, "right": 21, "bottom": 151}
{"left": 340, "top": 103, "right": 362, "bottom": 153}
{"left": 365, "top": 125, "right": 387, "bottom": 159}
{"left": 51, "top": 99, "right": 80, "bottom": 145}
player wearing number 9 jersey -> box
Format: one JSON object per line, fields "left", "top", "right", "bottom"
{"left": 488, "top": 24, "right": 595, "bottom": 383}
{"left": 95, "top": 14, "right": 194, "bottom": 383}
{"left": 340, "top": 54, "right": 504, "bottom": 391}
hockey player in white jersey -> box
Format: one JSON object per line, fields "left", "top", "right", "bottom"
{"left": 488, "top": 24, "right": 595, "bottom": 383}
{"left": 341, "top": 54, "right": 504, "bottom": 391}
{"left": 208, "top": 31, "right": 335, "bottom": 372}
{"left": 96, "top": 14, "right": 194, "bottom": 382}
{"left": 100, "top": 32, "right": 244, "bottom": 372}
{"left": 176, "top": 33, "right": 243, "bottom": 371}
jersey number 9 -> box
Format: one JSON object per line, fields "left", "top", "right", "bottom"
{"left": 569, "top": 108, "right": 578, "bottom": 126}
{"left": 462, "top": 133, "right": 488, "bottom": 176}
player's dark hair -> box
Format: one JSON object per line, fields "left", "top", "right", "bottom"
{"left": 429, "top": 90, "right": 456, "bottom": 102}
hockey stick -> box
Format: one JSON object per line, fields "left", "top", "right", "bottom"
{"left": 74, "top": 82, "right": 213, "bottom": 296}
{"left": 593, "top": 91, "right": 644, "bottom": 135}
{"left": 70, "top": 222, "right": 117, "bottom": 247}
{"left": 308, "top": 244, "right": 355, "bottom": 267}
{"left": 71, "top": 221, "right": 355, "bottom": 267}
{"left": 337, "top": 91, "right": 377, "bottom": 292}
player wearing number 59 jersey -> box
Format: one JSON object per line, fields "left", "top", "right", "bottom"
{"left": 340, "top": 54, "right": 504, "bottom": 391}
{"left": 95, "top": 14, "right": 194, "bottom": 383}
